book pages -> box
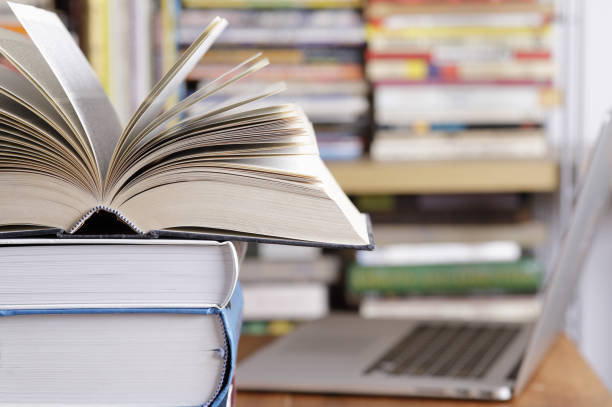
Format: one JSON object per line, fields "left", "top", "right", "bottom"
{"left": 0, "top": 27, "right": 96, "bottom": 178}
{"left": 9, "top": 2, "right": 121, "bottom": 182}
{"left": 115, "top": 17, "right": 228, "bottom": 162}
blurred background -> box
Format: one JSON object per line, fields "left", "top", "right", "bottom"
{"left": 10, "top": 0, "right": 611, "bottom": 390}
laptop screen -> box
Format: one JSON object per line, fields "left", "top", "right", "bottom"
{"left": 515, "top": 112, "right": 612, "bottom": 392}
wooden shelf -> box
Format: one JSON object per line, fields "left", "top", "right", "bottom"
{"left": 326, "top": 159, "right": 558, "bottom": 194}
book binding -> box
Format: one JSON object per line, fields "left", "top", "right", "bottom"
{"left": 0, "top": 211, "right": 375, "bottom": 250}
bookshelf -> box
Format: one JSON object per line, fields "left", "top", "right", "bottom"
{"left": 328, "top": 159, "right": 558, "bottom": 194}
{"left": 69, "top": 0, "right": 566, "bottom": 336}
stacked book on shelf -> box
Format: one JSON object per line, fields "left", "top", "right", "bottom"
{"left": 365, "top": 0, "right": 558, "bottom": 161}
{"left": 241, "top": 244, "right": 340, "bottom": 336}
{"left": 0, "top": 3, "right": 373, "bottom": 404}
{"left": 350, "top": 193, "right": 545, "bottom": 322}
{"left": 179, "top": 0, "right": 369, "bottom": 161}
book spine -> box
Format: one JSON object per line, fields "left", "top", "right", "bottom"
{"left": 367, "top": 60, "right": 554, "bottom": 82}
{"left": 347, "top": 259, "right": 543, "bottom": 295}
{"left": 359, "top": 295, "right": 543, "bottom": 322}
{"left": 182, "top": 0, "right": 363, "bottom": 8}
{"left": 212, "top": 283, "right": 243, "bottom": 407}
{"left": 187, "top": 63, "right": 364, "bottom": 82}
{"left": 367, "top": 24, "right": 550, "bottom": 39}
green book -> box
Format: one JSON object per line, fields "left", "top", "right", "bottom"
{"left": 347, "top": 258, "right": 543, "bottom": 296}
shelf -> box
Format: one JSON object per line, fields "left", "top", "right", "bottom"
{"left": 326, "top": 159, "right": 558, "bottom": 194}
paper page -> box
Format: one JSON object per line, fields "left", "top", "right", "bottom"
{"left": 114, "top": 17, "right": 227, "bottom": 163}
{"left": 111, "top": 54, "right": 269, "bottom": 179}
{"left": 0, "top": 27, "right": 95, "bottom": 170}
{"left": 129, "top": 54, "right": 269, "bottom": 152}
{"left": 0, "top": 88, "right": 91, "bottom": 186}
{"left": 9, "top": 2, "right": 122, "bottom": 181}
{"left": 0, "top": 66, "right": 84, "bottom": 153}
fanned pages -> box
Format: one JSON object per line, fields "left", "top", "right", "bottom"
{"left": 0, "top": 3, "right": 372, "bottom": 248}
{"left": 10, "top": 2, "right": 122, "bottom": 186}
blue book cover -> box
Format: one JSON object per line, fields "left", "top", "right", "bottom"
{"left": 0, "top": 283, "right": 243, "bottom": 407}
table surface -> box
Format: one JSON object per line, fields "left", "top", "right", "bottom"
{"left": 236, "top": 334, "right": 612, "bottom": 407}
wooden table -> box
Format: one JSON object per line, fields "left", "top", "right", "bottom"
{"left": 236, "top": 335, "right": 612, "bottom": 407}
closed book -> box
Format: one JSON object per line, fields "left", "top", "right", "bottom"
{"left": 197, "top": 47, "right": 363, "bottom": 65}
{"left": 180, "top": 27, "right": 365, "bottom": 47}
{"left": 257, "top": 242, "right": 321, "bottom": 261}
{"left": 182, "top": 0, "right": 362, "bottom": 8}
{"left": 373, "top": 11, "right": 551, "bottom": 29}
{"left": 359, "top": 294, "right": 542, "bottom": 323}
{"left": 375, "top": 84, "right": 553, "bottom": 125}
{"left": 0, "top": 239, "right": 241, "bottom": 310}
{"left": 0, "top": 284, "right": 243, "bottom": 407}
{"left": 368, "top": 36, "right": 552, "bottom": 54}
{"left": 187, "top": 63, "right": 365, "bottom": 82}
{"left": 242, "top": 282, "right": 329, "bottom": 321}
{"left": 367, "top": 60, "right": 554, "bottom": 82}
{"left": 179, "top": 9, "right": 363, "bottom": 32}
{"left": 356, "top": 241, "right": 522, "bottom": 267}
{"left": 195, "top": 80, "right": 369, "bottom": 97}
{"left": 188, "top": 94, "right": 369, "bottom": 125}
{"left": 367, "top": 24, "right": 550, "bottom": 40}
{"left": 366, "top": 48, "right": 551, "bottom": 64}
{"left": 347, "top": 258, "right": 544, "bottom": 295}
{"left": 372, "top": 221, "right": 547, "bottom": 248}
{"left": 241, "top": 257, "right": 340, "bottom": 283}
{"left": 366, "top": 2, "right": 553, "bottom": 20}
{"left": 370, "top": 129, "right": 549, "bottom": 160}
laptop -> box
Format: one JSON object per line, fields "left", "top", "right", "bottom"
{"left": 236, "top": 113, "right": 612, "bottom": 401}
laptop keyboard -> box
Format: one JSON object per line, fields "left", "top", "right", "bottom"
{"left": 365, "top": 323, "right": 520, "bottom": 378}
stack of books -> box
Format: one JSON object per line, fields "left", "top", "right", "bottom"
{"left": 1, "top": 240, "right": 244, "bottom": 406}
{"left": 178, "top": 0, "right": 369, "bottom": 161}
{"left": 350, "top": 193, "right": 545, "bottom": 322}
{"left": 365, "top": 0, "right": 557, "bottom": 161}
{"left": 241, "top": 244, "right": 340, "bottom": 336}
{"left": 0, "top": 3, "right": 372, "bottom": 404}
{"left": 348, "top": 241, "right": 544, "bottom": 322}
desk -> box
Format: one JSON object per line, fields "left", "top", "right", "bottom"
{"left": 236, "top": 335, "right": 612, "bottom": 407}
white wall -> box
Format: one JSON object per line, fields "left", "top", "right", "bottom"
{"left": 576, "top": 0, "right": 612, "bottom": 391}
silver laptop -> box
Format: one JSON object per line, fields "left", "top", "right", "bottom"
{"left": 237, "top": 113, "right": 612, "bottom": 400}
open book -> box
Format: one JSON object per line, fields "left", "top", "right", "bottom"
{"left": 0, "top": 3, "right": 372, "bottom": 248}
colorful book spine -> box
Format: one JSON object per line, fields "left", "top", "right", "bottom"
{"left": 182, "top": 0, "right": 363, "bottom": 8}
{"left": 347, "top": 258, "right": 543, "bottom": 295}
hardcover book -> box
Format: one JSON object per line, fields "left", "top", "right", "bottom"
{"left": 0, "top": 283, "right": 244, "bottom": 407}
{"left": 0, "top": 238, "right": 243, "bottom": 310}
{"left": 0, "top": 3, "right": 372, "bottom": 249}
{"left": 347, "top": 258, "right": 544, "bottom": 296}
